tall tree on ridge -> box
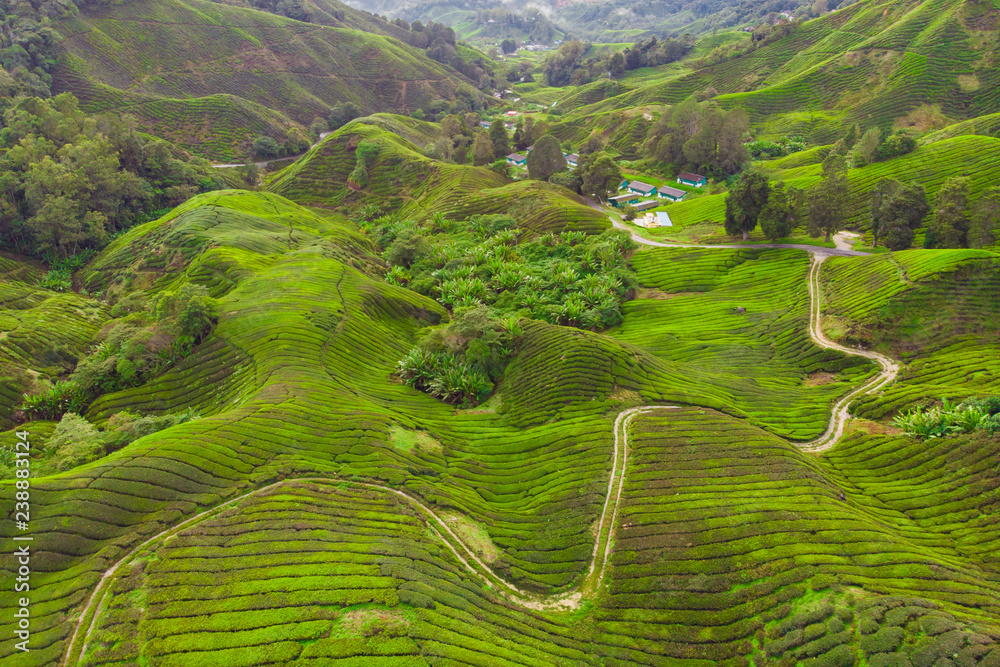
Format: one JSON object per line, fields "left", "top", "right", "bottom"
{"left": 724, "top": 168, "right": 770, "bottom": 241}
{"left": 807, "top": 155, "right": 849, "bottom": 243}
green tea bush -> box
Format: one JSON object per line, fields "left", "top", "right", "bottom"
{"left": 860, "top": 627, "right": 905, "bottom": 655}
{"left": 38, "top": 269, "right": 72, "bottom": 292}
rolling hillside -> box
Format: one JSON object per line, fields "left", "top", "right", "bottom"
{"left": 51, "top": 0, "right": 486, "bottom": 160}
{"left": 545, "top": 0, "right": 1000, "bottom": 147}
{"left": 2, "top": 0, "right": 1000, "bottom": 663}
{"left": 2, "top": 190, "right": 999, "bottom": 665}
{"left": 266, "top": 116, "right": 610, "bottom": 233}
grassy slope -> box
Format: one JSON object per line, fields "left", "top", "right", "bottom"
{"left": 820, "top": 248, "right": 1000, "bottom": 420}
{"left": 53, "top": 0, "right": 483, "bottom": 160}
{"left": 1, "top": 195, "right": 999, "bottom": 663}
{"left": 504, "top": 248, "right": 872, "bottom": 440}
{"left": 266, "top": 117, "right": 610, "bottom": 234}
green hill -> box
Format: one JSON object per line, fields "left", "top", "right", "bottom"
{"left": 267, "top": 117, "right": 609, "bottom": 233}
{"left": 545, "top": 0, "right": 1000, "bottom": 148}
{"left": 820, "top": 249, "right": 1000, "bottom": 420}
{"left": 51, "top": 0, "right": 486, "bottom": 160}
{"left": 3, "top": 0, "right": 1000, "bottom": 663}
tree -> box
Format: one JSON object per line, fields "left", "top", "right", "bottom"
{"left": 328, "top": 101, "right": 360, "bottom": 130}
{"left": 500, "top": 38, "right": 516, "bottom": 54}
{"left": 309, "top": 117, "right": 328, "bottom": 140}
{"left": 472, "top": 133, "right": 494, "bottom": 166}
{"left": 868, "top": 178, "right": 929, "bottom": 250}
{"left": 526, "top": 135, "right": 566, "bottom": 181}
{"left": 758, "top": 181, "right": 793, "bottom": 241}
{"left": 831, "top": 123, "right": 860, "bottom": 156}
{"left": 875, "top": 130, "right": 917, "bottom": 161}
{"left": 240, "top": 162, "right": 260, "bottom": 188}
{"left": 512, "top": 118, "right": 526, "bottom": 151}
{"left": 850, "top": 127, "right": 881, "bottom": 167}
{"left": 969, "top": 186, "right": 1000, "bottom": 249}
{"left": 926, "top": 176, "right": 970, "bottom": 248}
{"left": 610, "top": 52, "right": 625, "bottom": 78}
{"left": 489, "top": 120, "right": 509, "bottom": 159}
{"left": 621, "top": 205, "right": 638, "bottom": 221}
{"left": 582, "top": 130, "right": 604, "bottom": 155}
{"left": 386, "top": 228, "right": 429, "bottom": 268}
{"left": 578, "top": 152, "right": 622, "bottom": 201}
{"left": 252, "top": 136, "right": 280, "bottom": 159}
{"left": 807, "top": 155, "right": 850, "bottom": 243}
{"left": 489, "top": 159, "right": 511, "bottom": 178}
{"left": 724, "top": 168, "right": 770, "bottom": 240}
{"left": 549, "top": 170, "right": 581, "bottom": 193}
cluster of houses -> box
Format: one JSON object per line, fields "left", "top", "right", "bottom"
{"left": 498, "top": 144, "right": 708, "bottom": 232}
{"left": 608, "top": 171, "right": 707, "bottom": 227}
{"left": 505, "top": 147, "right": 581, "bottom": 169}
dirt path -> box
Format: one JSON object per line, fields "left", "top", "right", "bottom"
{"left": 62, "top": 240, "right": 899, "bottom": 665}
{"left": 799, "top": 254, "right": 900, "bottom": 451}
{"left": 833, "top": 231, "right": 862, "bottom": 252}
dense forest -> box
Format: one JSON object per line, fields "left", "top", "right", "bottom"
{"left": 0, "top": 94, "right": 224, "bottom": 259}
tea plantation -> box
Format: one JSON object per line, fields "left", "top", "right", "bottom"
{"left": 1, "top": 187, "right": 998, "bottom": 666}
{"left": 50, "top": 0, "right": 485, "bottom": 160}
{"left": 3, "top": 0, "right": 1000, "bottom": 659}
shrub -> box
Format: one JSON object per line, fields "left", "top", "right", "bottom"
{"left": 397, "top": 305, "right": 519, "bottom": 406}
{"left": 104, "top": 409, "right": 200, "bottom": 454}
{"left": 39, "top": 269, "right": 72, "bottom": 291}
{"left": 349, "top": 140, "right": 380, "bottom": 187}
{"left": 155, "top": 283, "right": 219, "bottom": 349}
{"left": 49, "top": 412, "right": 105, "bottom": 471}
{"left": 893, "top": 396, "right": 1000, "bottom": 438}
{"left": 21, "top": 381, "right": 86, "bottom": 421}
{"left": 252, "top": 136, "right": 280, "bottom": 159}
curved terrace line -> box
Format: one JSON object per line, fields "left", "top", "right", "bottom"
{"left": 63, "top": 242, "right": 899, "bottom": 665}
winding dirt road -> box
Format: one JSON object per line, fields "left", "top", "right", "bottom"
{"left": 62, "top": 243, "right": 899, "bottom": 665}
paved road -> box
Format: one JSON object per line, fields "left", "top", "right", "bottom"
{"left": 585, "top": 197, "right": 871, "bottom": 257}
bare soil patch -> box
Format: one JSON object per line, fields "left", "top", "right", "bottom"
{"left": 804, "top": 371, "right": 838, "bottom": 387}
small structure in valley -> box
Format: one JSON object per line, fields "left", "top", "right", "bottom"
{"left": 506, "top": 153, "right": 527, "bottom": 166}
{"left": 657, "top": 185, "right": 686, "bottom": 202}
{"left": 677, "top": 172, "right": 706, "bottom": 187}
{"left": 566, "top": 153, "right": 579, "bottom": 168}
{"left": 628, "top": 181, "right": 656, "bottom": 197}
{"left": 609, "top": 193, "right": 640, "bottom": 208}
{"left": 633, "top": 200, "right": 658, "bottom": 212}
